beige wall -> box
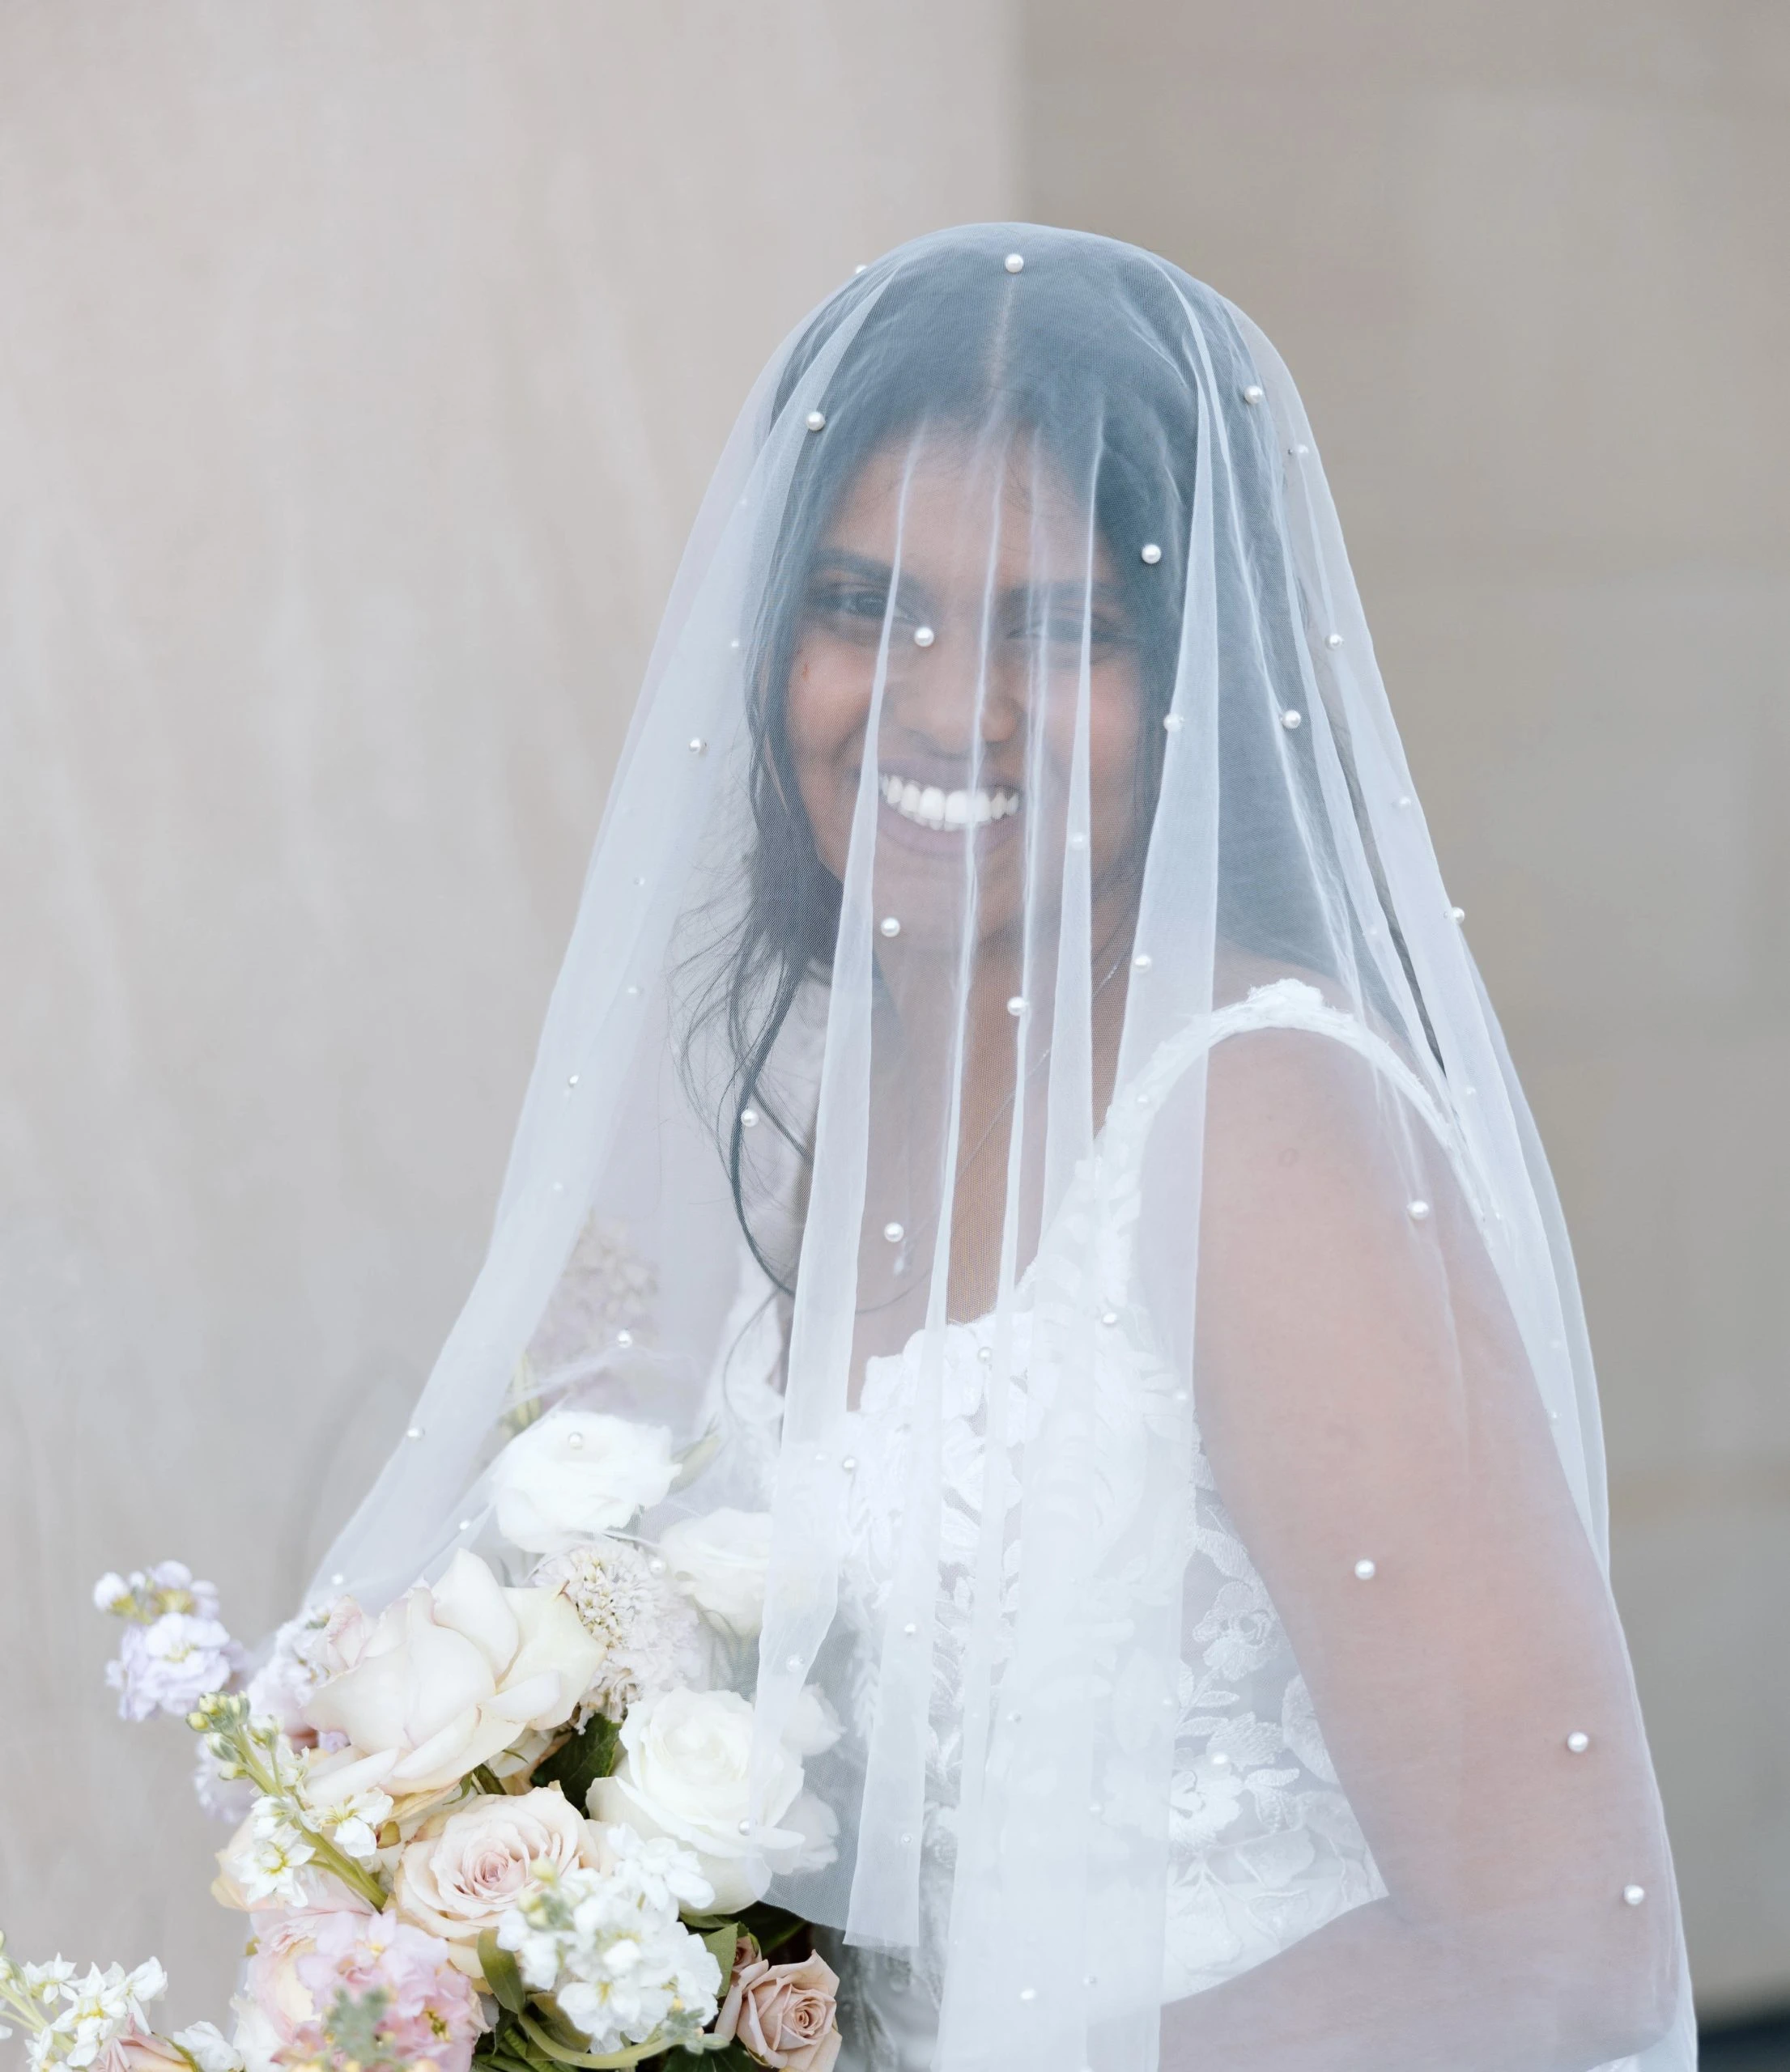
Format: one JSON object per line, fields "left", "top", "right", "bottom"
{"left": 0, "top": 0, "right": 1014, "bottom": 2026}
{"left": 6, "top": 0, "right": 1785, "bottom": 2036}
{"left": 1022, "top": 0, "right": 1790, "bottom": 2020}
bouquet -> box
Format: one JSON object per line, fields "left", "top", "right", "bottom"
{"left": 2, "top": 1408, "right": 842, "bottom": 2072}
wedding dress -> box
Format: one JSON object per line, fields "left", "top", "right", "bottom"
{"left": 316, "top": 225, "right": 1694, "bottom": 2072}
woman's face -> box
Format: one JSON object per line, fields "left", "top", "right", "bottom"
{"left": 784, "top": 430, "right": 1146, "bottom": 956}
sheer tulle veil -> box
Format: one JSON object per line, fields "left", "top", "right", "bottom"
{"left": 313, "top": 226, "right": 1691, "bottom": 2072}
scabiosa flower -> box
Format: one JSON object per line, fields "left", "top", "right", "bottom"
{"left": 531, "top": 1536, "right": 706, "bottom": 1722}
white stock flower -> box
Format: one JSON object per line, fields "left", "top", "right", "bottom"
{"left": 530, "top": 1537, "right": 705, "bottom": 1721}
{"left": 105, "top": 1615, "right": 238, "bottom": 1724}
{"left": 490, "top": 1412, "right": 678, "bottom": 1555}
{"left": 590, "top": 1688, "right": 835, "bottom": 1911}
{"left": 657, "top": 1510, "right": 773, "bottom": 1639}
{"left": 223, "top": 1803, "right": 317, "bottom": 1909}
{"left": 301, "top": 1550, "right": 605, "bottom": 1795}
{"left": 36, "top": 1961, "right": 167, "bottom": 2072}
{"left": 495, "top": 1850, "right": 719, "bottom": 2057}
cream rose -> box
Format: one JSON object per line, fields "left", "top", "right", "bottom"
{"left": 302, "top": 1549, "right": 605, "bottom": 1795}
{"left": 658, "top": 1510, "right": 773, "bottom": 1638}
{"left": 491, "top": 1411, "right": 678, "bottom": 1555}
{"left": 393, "top": 1785, "right": 604, "bottom": 1973}
{"left": 715, "top": 1951, "right": 842, "bottom": 2072}
{"left": 590, "top": 1688, "right": 835, "bottom": 1912}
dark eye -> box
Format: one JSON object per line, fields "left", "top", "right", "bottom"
{"left": 807, "top": 578, "right": 905, "bottom": 635}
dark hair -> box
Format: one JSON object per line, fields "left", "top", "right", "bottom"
{"left": 682, "top": 227, "right": 1329, "bottom": 1285}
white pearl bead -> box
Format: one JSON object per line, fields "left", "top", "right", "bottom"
{"left": 1163, "top": 712, "right": 1184, "bottom": 732}
{"left": 883, "top": 1221, "right": 904, "bottom": 1243}
{"left": 1397, "top": 794, "right": 1413, "bottom": 809}
{"left": 904, "top": 1621, "right": 917, "bottom": 1636}
{"left": 879, "top": 915, "right": 901, "bottom": 937}
{"left": 1101, "top": 1310, "right": 1120, "bottom": 1327}
{"left": 1140, "top": 543, "right": 1163, "bottom": 565}
{"left": 978, "top": 1345, "right": 993, "bottom": 1363}
{"left": 1007, "top": 996, "right": 1028, "bottom": 1017}
{"left": 1243, "top": 384, "right": 1265, "bottom": 403}
{"left": 854, "top": 264, "right": 867, "bottom": 275}
{"left": 617, "top": 1329, "right": 633, "bottom": 1348}
{"left": 648, "top": 1557, "right": 666, "bottom": 1575}
{"left": 1354, "top": 1557, "right": 1377, "bottom": 1581}
{"left": 913, "top": 625, "right": 935, "bottom": 648}
{"left": 1293, "top": 442, "right": 1311, "bottom": 456}
{"left": 738, "top": 1819, "right": 753, "bottom": 1836}
{"left": 689, "top": 736, "right": 708, "bottom": 753}
{"left": 459, "top": 1519, "right": 473, "bottom": 1532}
{"left": 406, "top": 1425, "right": 423, "bottom": 1441}
{"left": 1068, "top": 830, "right": 1087, "bottom": 849}
{"left": 568, "top": 1433, "right": 585, "bottom": 1449}
{"left": 1324, "top": 632, "right": 1344, "bottom": 648}
{"left": 806, "top": 410, "right": 826, "bottom": 432}
{"left": 786, "top": 1654, "right": 802, "bottom": 1671}
{"left": 899, "top": 1830, "right": 912, "bottom": 1845}
{"left": 1451, "top": 906, "right": 1466, "bottom": 923}
{"left": 741, "top": 1106, "right": 759, "bottom": 1127}
{"left": 568, "top": 1072, "right": 580, "bottom": 1087}
{"left": 1005, "top": 253, "right": 1025, "bottom": 274}
{"left": 1210, "top": 1751, "right": 1231, "bottom": 1768}
{"left": 1018, "top": 1986, "right": 1037, "bottom": 2003}
{"left": 1281, "top": 709, "right": 1303, "bottom": 730}
{"left": 842, "top": 1455, "right": 857, "bottom": 1471}
{"left": 625, "top": 983, "right": 641, "bottom": 996}
{"left": 331, "top": 1573, "right": 346, "bottom": 1586}
{"left": 1133, "top": 952, "right": 1152, "bottom": 970}
{"left": 1623, "top": 1884, "right": 1646, "bottom": 1907}
{"left": 1408, "top": 1199, "right": 1431, "bottom": 1221}
{"left": 1567, "top": 1731, "right": 1591, "bottom": 1754}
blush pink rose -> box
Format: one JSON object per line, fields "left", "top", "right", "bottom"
{"left": 714, "top": 1951, "right": 842, "bottom": 2072}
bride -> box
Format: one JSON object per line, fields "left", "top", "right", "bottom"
{"left": 318, "top": 226, "right": 1692, "bottom": 2071}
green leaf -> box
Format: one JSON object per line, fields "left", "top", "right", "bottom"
{"left": 736, "top": 1902, "right": 807, "bottom": 1955}
{"left": 700, "top": 1924, "right": 739, "bottom": 1987}
{"left": 696, "top": 2045, "right": 760, "bottom": 2072}
{"left": 532, "top": 1714, "right": 622, "bottom": 1810}
{"left": 478, "top": 1933, "right": 529, "bottom": 2016}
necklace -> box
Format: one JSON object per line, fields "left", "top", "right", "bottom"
{"left": 885, "top": 940, "right": 1131, "bottom": 1283}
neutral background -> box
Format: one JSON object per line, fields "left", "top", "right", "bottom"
{"left": 2, "top": 0, "right": 1785, "bottom": 2038}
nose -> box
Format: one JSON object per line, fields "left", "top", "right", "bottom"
{"left": 884, "top": 623, "right": 1023, "bottom": 758}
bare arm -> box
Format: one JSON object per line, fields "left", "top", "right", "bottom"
{"left": 1141, "top": 1028, "right": 1680, "bottom": 2070}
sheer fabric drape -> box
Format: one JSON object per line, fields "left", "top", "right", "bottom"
{"left": 317, "top": 226, "right": 1691, "bottom": 2072}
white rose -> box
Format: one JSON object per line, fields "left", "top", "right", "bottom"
{"left": 303, "top": 1549, "right": 605, "bottom": 1795}
{"left": 658, "top": 1510, "right": 773, "bottom": 1638}
{"left": 591, "top": 1688, "right": 835, "bottom": 1911}
{"left": 393, "top": 1785, "right": 604, "bottom": 1973}
{"left": 491, "top": 1411, "right": 678, "bottom": 1555}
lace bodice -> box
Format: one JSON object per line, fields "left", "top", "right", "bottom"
{"left": 716, "top": 981, "right": 1470, "bottom": 2061}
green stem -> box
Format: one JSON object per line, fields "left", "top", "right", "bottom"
{"left": 515, "top": 2009, "right": 682, "bottom": 2070}
{"left": 234, "top": 1739, "right": 388, "bottom": 1911}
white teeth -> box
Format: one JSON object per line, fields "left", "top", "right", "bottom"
{"left": 880, "top": 773, "right": 1020, "bottom": 830}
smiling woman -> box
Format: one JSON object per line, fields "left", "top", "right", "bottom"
{"left": 316, "top": 226, "right": 1693, "bottom": 2072}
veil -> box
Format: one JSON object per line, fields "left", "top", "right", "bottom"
{"left": 313, "top": 225, "right": 1692, "bottom": 2072}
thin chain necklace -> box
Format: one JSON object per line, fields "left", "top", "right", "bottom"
{"left": 886, "top": 939, "right": 1130, "bottom": 1283}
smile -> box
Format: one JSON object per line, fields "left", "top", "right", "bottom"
{"left": 879, "top": 773, "right": 1022, "bottom": 831}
